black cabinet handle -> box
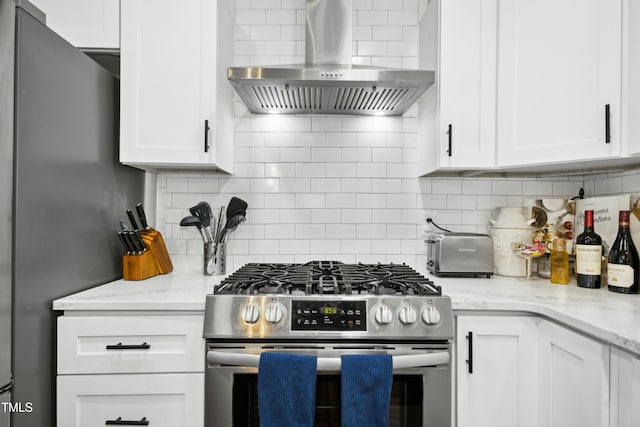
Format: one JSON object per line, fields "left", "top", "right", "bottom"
{"left": 466, "top": 331, "right": 473, "bottom": 374}
{"left": 204, "top": 119, "right": 210, "bottom": 152}
{"left": 105, "top": 342, "right": 150, "bottom": 350}
{"left": 105, "top": 417, "right": 149, "bottom": 425}
{"left": 446, "top": 124, "right": 452, "bottom": 156}
{"left": 605, "top": 104, "right": 611, "bottom": 144}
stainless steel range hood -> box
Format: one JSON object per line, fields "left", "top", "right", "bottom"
{"left": 228, "top": 0, "right": 434, "bottom": 116}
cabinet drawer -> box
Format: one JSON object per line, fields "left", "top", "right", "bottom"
{"left": 57, "top": 373, "right": 204, "bottom": 427}
{"left": 57, "top": 315, "right": 204, "bottom": 374}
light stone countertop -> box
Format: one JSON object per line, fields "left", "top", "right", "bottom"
{"left": 52, "top": 269, "right": 640, "bottom": 356}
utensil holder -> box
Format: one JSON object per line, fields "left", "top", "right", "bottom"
{"left": 204, "top": 242, "right": 226, "bottom": 276}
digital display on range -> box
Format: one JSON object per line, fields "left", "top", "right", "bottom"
{"left": 291, "top": 300, "right": 367, "bottom": 331}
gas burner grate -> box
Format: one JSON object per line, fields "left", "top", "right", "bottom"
{"left": 214, "top": 261, "right": 441, "bottom": 297}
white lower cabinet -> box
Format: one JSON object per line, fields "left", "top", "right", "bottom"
{"left": 610, "top": 348, "right": 640, "bottom": 427}
{"left": 57, "top": 313, "right": 205, "bottom": 427}
{"left": 538, "top": 321, "right": 610, "bottom": 427}
{"left": 57, "top": 373, "right": 203, "bottom": 427}
{"left": 457, "top": 314, "right": 613, "bottom": 427}
{"left": 456, "top": 315, "right": 539, "bottom": 427}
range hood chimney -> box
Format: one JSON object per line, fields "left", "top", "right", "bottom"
{"left": 227, "top": 0, "right": 434, "bottom": 116}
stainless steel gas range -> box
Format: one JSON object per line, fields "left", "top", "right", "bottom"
{"left": 203, "top": 261, "right": 453, "bottom": 427}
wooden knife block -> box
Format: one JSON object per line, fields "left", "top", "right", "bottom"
{"left": 123, "top": 229, "right": 173, "bottom": 281}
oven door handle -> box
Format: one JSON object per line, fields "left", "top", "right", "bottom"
{"left": 207, "top": 350, "right": 449, "bottom": 371}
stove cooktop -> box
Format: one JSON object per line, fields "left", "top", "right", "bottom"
{"left": 204, "top": 261, "right": 453, "bottom": 341}
{"left": 213, "top": 261, "right": 441, "bottom": 297}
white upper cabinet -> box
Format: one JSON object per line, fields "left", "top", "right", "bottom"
{"left": 30, "top": 0, "right": 119, "bottom": 49}
{"left": 119, "top": 0, "right": 234, "bottom": 172}
{"left": 418, "top": 0, "right": 497, "bottom": 175}
{"left": 496, "top": 0, "right": 622, "bottom": 167}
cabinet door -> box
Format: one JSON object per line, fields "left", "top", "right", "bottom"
{"left": 456, "top": 315, "right": 539, "bottom": 427}
{"left": 57, "top": 373, "right": 204, "bottom": 427}
{"left": 120, "top": 0, "right": 217, "bottom": 168}
{"left": 29, "top": 0, "right": 119, "bottom": 49}
{"left": 538, "top": 321, "right": 609, "bottom": 427}
{"left": 610, "top": 348, "right": 640, "bottom": 427}
{"left": 496, "top": 0, "right": 622, "bottom": 167}
{"left": 418, "top": 0, "right": 497, "bottom": 175}
{"left": 438, "top": 0, "right": 497, "bottom": 169}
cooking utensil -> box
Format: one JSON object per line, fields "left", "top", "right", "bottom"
{"left": 180, "top": 215, "right": 208, "bottom": 242}
{"left": 226, "top": 197, "right": 248, "bottom": 221}
{"left": 190, "top": 202, "right": 214, "bottom": 243}
{"left": 220, "top": 211, "right": 246, "bottom": 243}
{"left": 214, "top": 206, "right": 225, "bottom": 244}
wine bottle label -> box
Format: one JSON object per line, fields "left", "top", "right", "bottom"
{"left": 608, "top": 264, "right": 634, "bottom": 288}
{"left": 576, "top": 244, "right": 602, "bottom": 275}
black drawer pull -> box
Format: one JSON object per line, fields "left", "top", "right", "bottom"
{"left": 446, "top": 124, "right": 452, "bottom": 156}
{"left": 466, "top": 331, "right": 473, "bottom": 374}
{"left": 105, "top": 342, "right": 150, "bottom": 350}
{"left": 105, "top": 417, "right": 149, "bottom": 425}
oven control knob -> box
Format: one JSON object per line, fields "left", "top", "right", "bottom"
{"left": 422, "top": 305, "right": 441, "bottom": 325}
{"left": 241, "top": 303, "right": 261, "bottom": 324}
{"left": 374, "top": 304, "right": 393, "bottom": 325}
{"left": 398, "top": 305, "right": 418, "bottom": 325}
{"left": 265, "top": 303, "right": 284, "bottom": 324}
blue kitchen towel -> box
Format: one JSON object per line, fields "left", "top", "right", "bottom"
{"left": 258, "top": 352, "right": 317, "bottom": 427}
{"left": 341, "top": 354, "right": 393, "bottom": 427}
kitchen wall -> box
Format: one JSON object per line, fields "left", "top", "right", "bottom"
{"left": 155, "top": 0, "right": 640, "bottom": 273}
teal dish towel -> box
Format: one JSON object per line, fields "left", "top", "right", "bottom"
{"left": 341, "top": 354, "right": 393, "bottom": 427}
{"left": 258, "top": 352, "right": 317, "bottom": 427}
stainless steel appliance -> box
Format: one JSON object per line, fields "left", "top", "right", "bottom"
{"left": 228, "top": 0, "right": 435, "bottom": 116}
{"left": 0, "top": 1, "right": 143, "bottom": 425}
{"left": 203, "top": 261, "right": 453, "bottom": 427}
{"left": 426, "top": 232, "right": 494, "bottom": 277}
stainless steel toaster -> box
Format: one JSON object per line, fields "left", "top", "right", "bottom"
{"left": 426, "top": 232, "right": 493, "bottom": 277}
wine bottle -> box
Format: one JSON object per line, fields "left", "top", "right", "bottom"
{"left": 607, "top": 210, "right": 640, "bottom": 294}
{"left": 575, "top": 210, "right": 603, "bottom": 288}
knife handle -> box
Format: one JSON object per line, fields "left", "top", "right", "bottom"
{"left": 118, "top": 232, "right": 131, "bottom": 254}
{"left": 133, "top": 230, "right": 147, "bottom": 252}
{"left": 136, "top": 203, "right": 149, "bottom": 229}
{"left": 126, "top": 210, "right": 139, "bottom": 231}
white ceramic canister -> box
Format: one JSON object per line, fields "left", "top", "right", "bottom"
{"left": 490, "top": 207, "right": 535, "bottom": 228}
{"left": 489, "top": 227, "right": 534, "bottom": 277}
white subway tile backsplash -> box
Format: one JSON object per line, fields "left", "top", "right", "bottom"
{"left": 357, "top": 10, "right": 387, "bottom": 25}
{"left": 326, "top": 193, "right": 357, "bottom": 208}
{"left": 310, "top": 178, "right": 341, "bottom": 193}
{"left": 310, "top": 209, "right": 341, "bottom": 223}
{"left": 265, "top": 224, "right": 294, "bottom": 239}
{"left": 356, "top": 193, "right": 387, "bottom": 208}
{"left": 155, "top": 0, "right": 625, "bottom": 270}
{"left": 342, "top": 178, "right": 372, "bottom": 193}
{"left": 326, "top": 163, "right": 357, "bottom": 177}
{"left": 295, "top": 224, "right": 326, "bottom": 239}
{"left": 295, "top": 193, "right": 326, "bottom": 208}
{"left": 356, "top": 224, "right": 387, "bottom": 238}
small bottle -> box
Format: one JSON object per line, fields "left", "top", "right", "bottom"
{"left": 607, "top": 210, "right": 640, "bottom": 294}
{"left": 575, "top": 210, "right": 603, "bottom": 288}
{"left": 550, "top": 238, "right": 569, "bottom": 285}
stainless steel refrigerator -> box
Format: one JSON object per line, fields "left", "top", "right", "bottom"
{"left": 0, "top": 1, "right": 144, "bottom": 426}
